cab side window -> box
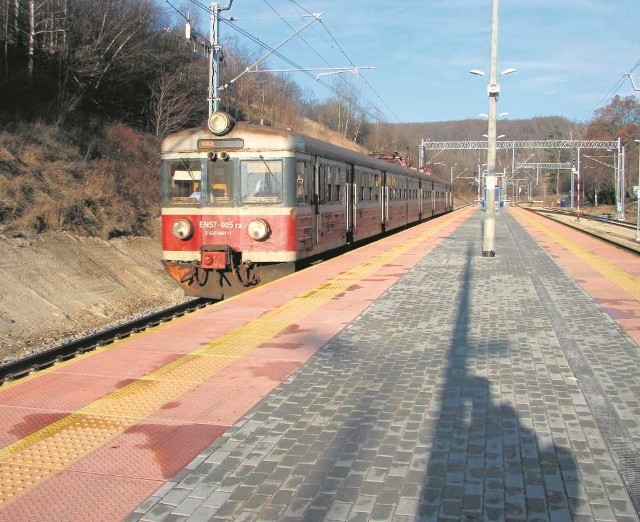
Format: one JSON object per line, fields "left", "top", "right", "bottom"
{"left": 296, "top": 160, "right": 308, "bottom": 204}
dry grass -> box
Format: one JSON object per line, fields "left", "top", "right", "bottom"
{"left": 0, "top": 122, "right": 160, "bottom": 238}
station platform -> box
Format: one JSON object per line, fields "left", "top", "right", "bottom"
{"left": 1, "top": 205, "right": 639, "bottom": 521}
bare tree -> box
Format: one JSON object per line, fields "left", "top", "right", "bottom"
{"left": 585, "top": 95, "right": 640, "bottom": 203}
{"left": 22, "top": 0, "right": 67, "bottom": 78}
{"left": 150, "top": 65, "right": 204, "bottom": 137}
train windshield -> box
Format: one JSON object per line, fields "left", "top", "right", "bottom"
{"left": 163, "top": 159, "right": 233, "bottom": 207}
{"left": 165, "top": 159, "right": 203, "bottom": 205}
{"left": 240, "top": 159, "right": 282, "bottom": 203}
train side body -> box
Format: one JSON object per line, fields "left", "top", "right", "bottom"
{"left": 160, "top": 118, "right": 452, "bottom": 299}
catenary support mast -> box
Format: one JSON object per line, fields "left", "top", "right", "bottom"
{"left": 209, "top": 1, "right": 234, "bottom": 115}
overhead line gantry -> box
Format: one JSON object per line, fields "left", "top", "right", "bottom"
{"left": 418, "top": 138, "right": 626, "bottom": 220}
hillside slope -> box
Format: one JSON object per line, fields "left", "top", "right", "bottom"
{"left": 0, "top": 227, "right": 185, "bottom": 363}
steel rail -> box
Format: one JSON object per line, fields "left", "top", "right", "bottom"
{"left": 521, "top": 205, "right": 640, "bottom": 256}
{"left": 0, "top": 298, "right": 211, "bottom": 385}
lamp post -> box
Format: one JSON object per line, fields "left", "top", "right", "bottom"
{"left": 470, "top": 0, "right": 515, "bottom": 257}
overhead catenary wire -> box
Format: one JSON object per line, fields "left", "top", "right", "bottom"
{"left": 169, "top": 0, "right": 400, "bottom": 124}
{"left": 172, "top": 0, "right": 346, "bottom": 101}
{"left": 287, "top": 0, "right": 402, "bottom": 123}
{"left": 221, "top": 6, "right": 391, "bottom": 123}
{"left": 264, "top": 0, "right": 391, "bottom": 123}
{"left": 586, "top": 58, "right": 640, "bottom": 120}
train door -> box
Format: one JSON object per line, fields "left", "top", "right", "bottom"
{"left": 311, "top": 156, "right": 320, "bottom": 245}
{"left": 381, "top": 172, "right": 389, "bottom": 231}
{"left": 418, "top": 180, "right": 424, "bottom": 219}
{"left": 432, "top": 183, "right": 436, "bottom": 215}
{"left": 345, "top": 164, "right": 355, "bottom": 243}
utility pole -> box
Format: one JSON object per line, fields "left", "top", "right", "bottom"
{"left": 483, "top": 0, "right": 500, "bottom": 257}
{"left": 209, "top": 1, "right": 234, "bottom": 116}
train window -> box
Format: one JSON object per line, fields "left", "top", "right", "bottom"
{"left": 325, "top": 183, "right": 332, "bottom": 202}
{"left": 164, "top": 159, "right": 203, "bottom": 206}
{"left": 207, "top": 161, "right": 231, "bottom": 205}
{"left": 241, "top": 159, "right": 283, "bottom": 203}
{"left": 335, "top": 184, "right": 341, "bottom": 202}
{"left": 296, "top": 161, "right": 307, "bottom": 204}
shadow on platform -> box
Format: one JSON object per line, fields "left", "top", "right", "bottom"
{"left": 418, "top": 246, "right": 579, "bottom": 520}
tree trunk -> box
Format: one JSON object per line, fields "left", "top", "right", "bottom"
{"left": 28, "top": 0, "right": 34, "bottom": 78}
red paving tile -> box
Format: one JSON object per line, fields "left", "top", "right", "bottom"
{"left": 53, "top": 349, "right": 184, "bottom": 379}
{"left": 147, "top": 379, "right": 282, "bottom": 425}
{"left": 69, "top": 420, "right": 227, "bottom": 480}
{"left": 0, "top": 372, "right": 126, "bottom": 411}
{"left": 0, "top": 407, "right": 67, "bottom": 447}
{"left": 0, "top": 472, "right": 159, "bottom": 522}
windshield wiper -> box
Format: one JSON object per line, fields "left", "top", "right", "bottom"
{"left": 180, "top": 158, "right": 197, "bottom": 181}
{"left": 258, "top": 155, "right": 280, "bottom": 188}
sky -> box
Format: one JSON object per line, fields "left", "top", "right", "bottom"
{"left": 165, "top": 0, "right": 640, "bottom": 124}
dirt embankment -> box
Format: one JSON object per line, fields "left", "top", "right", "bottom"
{"left": 0, "top": 231, "right": 186, "bottom": 363}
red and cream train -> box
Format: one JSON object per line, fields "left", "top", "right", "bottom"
{"left": 161, "top": 112, "right": 452, "bottom": 299}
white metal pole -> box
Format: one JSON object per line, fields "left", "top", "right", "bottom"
{"left": 482, "top": 0, "right": 499, "bottom": 257}
{"left": 635, "top": 138, "right": 640, "bottom": 241}
{"left": 621, "top": 140, "right": 626, "bottom": 220}
{"left": 614, "top": 141, "right": 620, "bottom": 220}
{"left": 576, "top": 148, "right": 581, "bottom": 220}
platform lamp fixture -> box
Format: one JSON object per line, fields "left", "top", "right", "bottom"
{"left": 479, "top": 112, "right": 509, "bottom": 119}
{"left": 469, "top": 0, "right": 516, "bottom": 257}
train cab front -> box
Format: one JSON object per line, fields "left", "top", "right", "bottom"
{"left": 159, "top": 111, "right": 297, "bottom": 300}
{"left": 162, "top": 216, "right": 296, "bottom": 300}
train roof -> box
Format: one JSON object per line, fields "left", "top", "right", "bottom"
{"left": 161, "top": 122, "right": 450, "bottom": 186}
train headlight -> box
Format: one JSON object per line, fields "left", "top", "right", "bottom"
{"left": 172, "top": 219, "right": 194, "bottom": 240}
{"left": 208, "top": 111, "right": 235, "bottom": 136}
{"left": 246, "top": 219, "right": 271, "bottom": 241}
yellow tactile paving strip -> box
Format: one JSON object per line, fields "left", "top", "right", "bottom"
{"left": 0, "top": 209, "right": 471, "bottom": 508}
{"left": 515, "top": 208, "right": 640, "bottom": 300}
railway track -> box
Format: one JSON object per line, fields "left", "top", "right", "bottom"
{"left": 520, "top": 205, "right": 640, "bottom": 255}
{"left": 0, "top": 298, "right": 211, "bottom": 385}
